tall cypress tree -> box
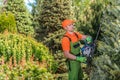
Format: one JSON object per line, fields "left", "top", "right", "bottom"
{"left": 5, "top": 0, "right": 34, "bottom": 36}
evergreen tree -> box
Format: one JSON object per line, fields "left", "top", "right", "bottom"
{"left": 37, "top": 0, "right": 74, "bottom": 53}
{"left": 72, "top": 0, "right": 120, "bottom": 79}
{"left": 73, "top": 0, "right": 104, "bottom": 39}
{"left": 31, "top": 0, "right": 43, "bottom": 38}
{"left": 97, "top": 0, "right": 120, "bottom": 67}
{"left": 5, "top": 0, "right": 34, "bottom": 36}
{"left": 90, "top": 0, "right": 120, "bottom": 79}
{"left": 90, "top": 55, "right": 120, "bottom": 80}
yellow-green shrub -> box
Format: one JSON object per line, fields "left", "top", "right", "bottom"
{"left": 0, "top": 32, "right": 58, "bottom": 79}
{"left": 0, "top": 62, "right": 55, "bottom": 80}
{"left": 0, "top": 33, "right": 56, "bottom": 72}
{"left": 0, "top": 12, "right": 17, "bottom": 33}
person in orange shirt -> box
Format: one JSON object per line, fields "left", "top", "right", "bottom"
{"left": 61, "top": 19, "right": 91, "bottom": 80}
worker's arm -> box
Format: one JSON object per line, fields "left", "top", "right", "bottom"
{"left": 63, "top": 50, "right": 86, "bottom": 62}
{"left": 76, "top": 32, "right": 87, "bottom": 40}
{"left": 63, "top": 50, "right": 76, "bottom": 60}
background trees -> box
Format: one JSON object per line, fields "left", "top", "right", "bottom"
{"left": 0, "top": 0, "right": 119, "bottom": 79}
{"left": 0, "top": 0, "right": 56, "bottom": 79}
{"left": 5, "top": 0, "right": 34, "bottom": 35}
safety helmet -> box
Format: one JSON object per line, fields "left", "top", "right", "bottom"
{"left": 62, "top": 19, "right": 75, "bottom": 28}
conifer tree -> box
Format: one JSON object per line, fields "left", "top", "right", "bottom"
{"left": 73, "top": 0, "right": 104, "bottom": 39}
{"left": 90, "top": 55, "right": 120, "bottom": 80}
{"left": 31, "top": 0, "right": 43, "bottom": 38}
{"left": 5, "top": 0, "right": 34, "bottom": 35}
{"left": 90, "top": 0, "right": 120, "bottom": 79}
{"left": 97, "top": 0, "right": 120, "bottom": 66}
{"left": 37, "top": 0, "right": 74, "bottom": 53}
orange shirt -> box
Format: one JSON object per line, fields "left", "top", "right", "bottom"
{"left": 61, "top": 32, "right": 83, "bottom": 51}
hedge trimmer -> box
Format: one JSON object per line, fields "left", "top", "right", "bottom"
{"left": 80, "top": 24, "right": 101, "bottom": 65}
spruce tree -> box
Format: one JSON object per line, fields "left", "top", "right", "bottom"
{"left": 90, "top": 0, "right": 120, "bottom": 79}
{"left": 98, "top": 0, "right": 120, "bottom": 65}
{"left": 90, "top": 55, "right": 120, "bottom": 80}
{"left": 73, "top": 0, "right": 104, "bottom": 39}
{"left": 72, "top": 0, "right": 120, "bottom": 79}
{"left": 37, "top": 0, "right": 74, "bottom": 53}
{"left": 5, "top": 0, "right": 34, "bottom": 35}
{"left": 35, "top": 1, "right": 74, "bottom": 78}
{"left": 31, "top": 0, "right": 43, "bottom": 38}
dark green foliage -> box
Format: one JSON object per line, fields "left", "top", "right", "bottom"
{"left": 74, "top": 0, "right": 105, "bottom": 39}
{"left": 98, "top": 0, "right": 120, "bottom": 66}
{"left": 90, "top": 0, "right": 120, "bottom": 80}
{"left": 38, "top": 0, "right": 73, "bottom": 36}
{"left": 5, "top": 0, "right": 34, "bottom": 36}
{"left": 43, "top": 29, "right": 65, "bottom": 53}
{"left": 0, "top": 12, "right": 17, "bottom": 33}
{"left": 36, "top": 0, "right": 74, "bottom": 53}
{"left": 72, "top": 0, "right": 120, "bottom": 80}
{"left": 90, "top": 55, "right": 120, "bottom": 80}
{"left": 30, "top": 0, "right": 41, "bottom": 36}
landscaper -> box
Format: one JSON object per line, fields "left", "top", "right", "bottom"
{"left": 61, "top": 19, "right": 92, "bottom": 80}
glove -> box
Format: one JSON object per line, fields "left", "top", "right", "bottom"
{"left": 76, "top": 56, "right": 87, "bottom": 62}
{"left": 86, "top": 36, "right": 92, "bottom": 44}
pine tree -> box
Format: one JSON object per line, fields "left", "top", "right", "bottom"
{"left": 5, "top": 0, "right": 34, "bottom": 36}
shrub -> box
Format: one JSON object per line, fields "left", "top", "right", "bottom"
{"left": 0, "top": 32, "right": 58, "bottom": 79}
{"left": 0, "top": 12, "right": 17, "bottom": 33}
{"left": 0, "top": 32, "right": 57, "bottom": 72}
{"left": 0, "top": 63, "right": 54, "bottom": 80}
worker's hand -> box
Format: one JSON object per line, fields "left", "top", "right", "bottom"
{"left": 86, "top": 36, "right": 92, "bottom": 44}
{"left": 76, "top": 56, "right": 87, "bottom": 62}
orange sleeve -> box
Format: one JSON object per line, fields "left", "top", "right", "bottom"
{"left": 61, "top": 37, "right": 70, "bottom": 51}
{"left": 76, "top": 32, "right": 83, "bottom": 40}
